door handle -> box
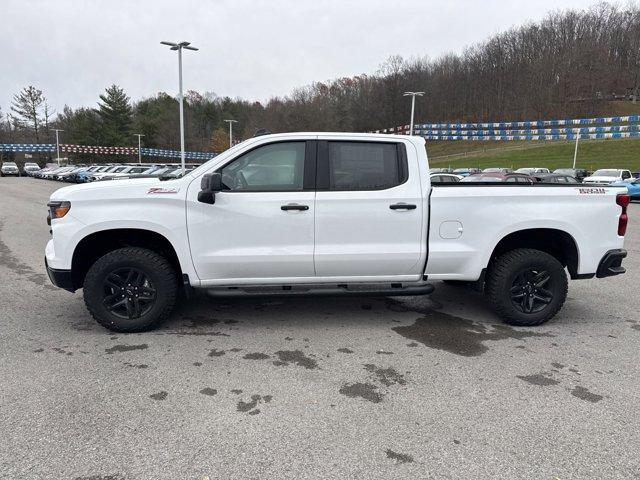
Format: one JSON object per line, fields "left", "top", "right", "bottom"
{"left": 390, "top": 203, "right": 417, "bottom": 210}
{"left": 281, "top": 204, "right": 309, "bottom": 211}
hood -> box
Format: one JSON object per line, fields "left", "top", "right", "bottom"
{"left": 49, "top": 176, "right": 189, "bottom": 202}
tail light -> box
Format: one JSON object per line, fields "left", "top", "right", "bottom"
{"left": 617, "top": 194, "right": 630, "bottom": 236}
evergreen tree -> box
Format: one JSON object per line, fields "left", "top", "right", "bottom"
{"left": 11, "top": 86, "right": 45, "bottom": 143}
{"left": 96, "top": 85, "right": 133, "bottom": 145}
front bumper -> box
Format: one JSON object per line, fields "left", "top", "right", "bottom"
{"left": 45, "top": 257, "right": 75, "bottom": 292}
{"left": 596, "top": 249, "right": 627, "bottom": 278}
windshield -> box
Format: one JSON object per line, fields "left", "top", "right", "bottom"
{"left": 483, "top": 168, "right": 504, "bottom": 173}
{"left": 593, "top": 169, "right": 620, "bottom": 176}
{"left": 461, "top": 175, "right": 503, "bottom": 182}
{"left": 515, "top": 168, "right": 533, "bottom": 174}
{"left": 3, "top": 162, "right": 17, "bottom": 167}
{"left": 554, "top": 169, "right": 573, "bottom": 174}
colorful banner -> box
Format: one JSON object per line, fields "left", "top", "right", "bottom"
{"left": 420, "top": 131, "right": 640, "bottom": 141}
{"left": 60, "top": 144, "right": 137, "bottom": 155}
{"left": 0, "top": 143, "right": 56, "bottom": 152}
{"left": 0, "top": 143, "right": 216, "bottom": 159}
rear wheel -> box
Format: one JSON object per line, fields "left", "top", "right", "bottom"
{"left": 83, "top": 247, "right": 177, "bottom": 332}
{"left": 486, "top": 248, "right": 567, "bottom": 326}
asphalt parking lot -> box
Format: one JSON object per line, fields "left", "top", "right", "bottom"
{"left": 0, "top": 177, "right": 639, "bottom": 479}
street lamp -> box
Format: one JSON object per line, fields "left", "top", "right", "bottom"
{"left": 51, "top": 128, "right": 64, "bottom": 164}
{"left": 224, "top": 119, "right": 238, "bottom": 148}
{"left": 161, "top": 40, "right": 199, "bottom": 175}
{"left": 403, "top": 92, "right": 425, "bottom": 136}
{"left": 134, "top": 133, "right": 145, "bottom": 164}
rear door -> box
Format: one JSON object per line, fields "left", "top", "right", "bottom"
{"left": 313, "top": 138, "right": 426, "bottom": 278}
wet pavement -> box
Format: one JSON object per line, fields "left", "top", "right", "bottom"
{"left": 1, "top": 177, "right": 639, "bottom": 479}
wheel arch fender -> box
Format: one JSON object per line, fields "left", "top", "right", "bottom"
{"left": 482, "top": 221, "right": 583, "bottom": 279}
{"left": 69, "top": 221, "right": 197, "bottom": 289}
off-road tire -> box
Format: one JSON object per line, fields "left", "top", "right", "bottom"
{"left": 486, "top": 248, "right": 568, "bottom": 326}
{"left": 83, "top": 247, "right": 178, "bottom": 332}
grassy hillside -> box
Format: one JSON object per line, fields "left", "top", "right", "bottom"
{"left": 428, "top": 137, "right": 640, "bottom": 172}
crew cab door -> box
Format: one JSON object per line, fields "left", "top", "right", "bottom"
{"left": 313, "top": 138, "right": 426, "bottom": 278}
{"left": 187, "top": 140, "right": 317, "bottom": 283}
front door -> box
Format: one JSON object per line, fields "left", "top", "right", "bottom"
{"left": 187, "top": 140, "right": 316, "bottom": 284}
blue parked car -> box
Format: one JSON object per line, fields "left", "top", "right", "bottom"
{"left": 611, "top": 178, "right": 640, "bottom": 200}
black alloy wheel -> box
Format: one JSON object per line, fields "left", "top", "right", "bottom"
{"left": 102, "top": 267, "right": 157, "bottom": 319}
{"left": 509, "top": 268, "right": 554, "bottom": 314}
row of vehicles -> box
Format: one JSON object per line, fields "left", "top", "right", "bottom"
{"left": 0, "top": 161, "right": 41, "bottom": 176}
{"left": 429, "top": 167, "right": 640, "bottom": 198}
{"left": 22, "top": 163, "right": 201, "bottom": 182}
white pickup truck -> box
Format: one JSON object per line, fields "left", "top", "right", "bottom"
{"left": 45, "top": 133, "right": 630, "bottom": 332}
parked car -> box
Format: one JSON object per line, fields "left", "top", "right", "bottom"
{"left": 23, "top": 162, "right": 41, "bottom": 175}
{"left": 452, "top": 168, "right": 481, "bottom": 177}
{"left": 515, "top": 167, "right": 550, "bottom": 175}
{"left": 75, "top": 166, "right": 114, "bottom": 183}
{"left": 1, "top": 162, "right": 20, "bottom": 176}
{"left": 56, "top": 166, "right": 89, "bottom": 182}
{"left": 89, "top": 165, "right": 129, "bottom": 181}
{"left": 430, "top": 173, "right": 462, "bottom": 183}
{"left": 461, "top": 172, "right": 535, "bottom": 183}
{"left": 583, "top": 169, "right": 633, "bottom": 185}
{"left": 532, "top": 173, "right": 579, "bottom": 184}
{"left": 553, "top": 168, "right": 589, "bottom": 182}
{"left": 482, "top": 167, "right": 513, "bottom": 173}
{"left": 429, "top": 168, "right": 453, "bottom": 174}
{"left": 100, "top": 165, "right": 162, "bottom": 181}
{"left": 45, "top": 132, "right": 628, "bottom": 333}
{"left": 611, "top": 178, "right": 640, "bottom": 200}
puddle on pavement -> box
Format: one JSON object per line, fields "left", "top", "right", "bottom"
{"left": 392, "top": 310, "right": 552, "bottom": 357}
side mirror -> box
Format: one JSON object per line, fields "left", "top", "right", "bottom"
{"left": 198, "top": 172, "right": 223, "bottom": 204}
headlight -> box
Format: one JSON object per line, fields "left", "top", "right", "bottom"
{"left": 47, "top": 201, "right": 71, "bottom": 222}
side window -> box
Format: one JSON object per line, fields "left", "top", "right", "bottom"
{"left": 220, "top": 142, "right": 305, "bottom": 191}
{"left": 505, "top": 177, "right": 517, "bottom": 183}
{"left": 566, "top": 177, "right": 578, "bottom": 183}
{"left": 328, "top": 142, "right": 405, "bottom": 191}
{"left": 622, "top": 171, "right": 631, "bottom": 179}
{"left": 555, "top": 177, "right": 566, "bottom": 183}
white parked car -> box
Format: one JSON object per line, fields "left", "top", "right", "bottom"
{"left": 99, "top": 165, "right": 160, "bottom": 180}
{"left": 23, "top": 162, "right": 41, "bottom": 175}
{"left": 1, "top": 162, "right": 20, "bottom": 176}
{"left": 583, "top": 169, "right": 633, "bottom": 185}
{"left": 45, "top": 132, "right": 629, "bottom": 332}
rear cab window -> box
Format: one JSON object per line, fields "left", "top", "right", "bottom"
{"left": 323, "top": 141, "right": 408, "bottom": 191}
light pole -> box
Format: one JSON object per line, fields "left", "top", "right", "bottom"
{"left": 572, "top": 133, "right": 580, "bottom": 169}
{"left": 224, "top": 119, "right": 238, "bottom": 148}
{"left": 161, "top": 40, "right": 199, "bottom": 175}
{"left": 134, "top": 134, "right": 145, "bottom": 164}
{"left": 51, "top": 128, "right": 64, "bottom": 164}
{"left": 403, "top": 91, "right": 425, "bottom": 136}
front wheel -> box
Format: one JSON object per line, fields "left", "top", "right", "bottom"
{"left": 486, "top": 248, "right": 568, "bottom": 326}
{"left": 83, "top": 247, "right": 178, "bottom": 332}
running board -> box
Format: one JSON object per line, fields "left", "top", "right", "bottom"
{"left": 205, "top": 283, "right": 435, "bottom": 298}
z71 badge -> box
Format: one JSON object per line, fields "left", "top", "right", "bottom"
{"left": 147, "top": 187, "right": 179, "bottom": 194}
{"left": 577, "top": 187, "right": 606, "bottom": 194}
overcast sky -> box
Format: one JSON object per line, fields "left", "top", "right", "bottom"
{"left": 3, "top": 0, "right": 607, "bottom": 114}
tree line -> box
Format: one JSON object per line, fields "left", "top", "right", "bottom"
{"left": 1, "top": 2, "right": 639, "bottom": 161}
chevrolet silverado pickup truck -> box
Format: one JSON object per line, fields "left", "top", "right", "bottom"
{"left": 45, "top": 133, "right": 630, "bottom": 332}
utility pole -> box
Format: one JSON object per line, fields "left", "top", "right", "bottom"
{"left": 403, "top": 92, "right": 425, "bottom": 136}
{"left": 224, "top": 119, "right": 238, "bottom": 148}
{"left": 161, "top": 41, "right": 199, "bottom": 175}
{"left": 572, "top": 133, "right": 580, "bottom": 169}
{"left": 134, "top": 134, "right": 145, "bottom": 163}
{"left": 51, "top": 128, "right": 64, "bottom": 165}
